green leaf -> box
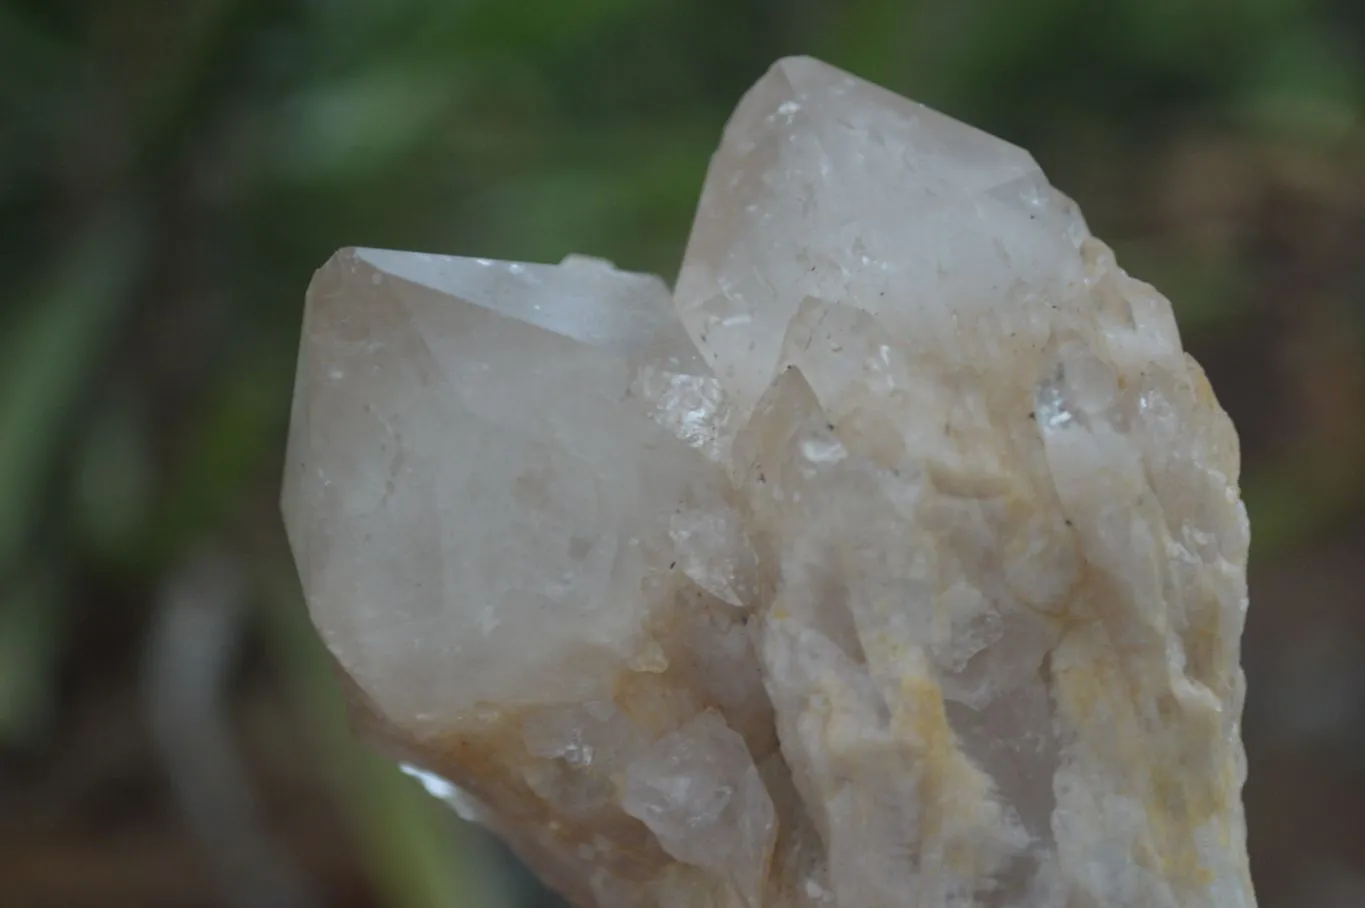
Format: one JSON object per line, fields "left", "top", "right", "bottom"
{"left": 71, "top": 392, "right": 153, "bottom": 565}
{"left": 270, "top": 65, "right": 465, "bottom": 183}
{"left": 0, "top": 207, "right": 145, "bottom": 574}
{"left": 148, "top": 357, "right": 286, "bottom": 565}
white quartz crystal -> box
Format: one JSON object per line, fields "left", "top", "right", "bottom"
{"left": 283, "top": 57, "right": 1257, "bottom": 908}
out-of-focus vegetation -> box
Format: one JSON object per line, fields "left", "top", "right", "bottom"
{"left": 1, "top": 1, "right": 1363, "bottom": 906}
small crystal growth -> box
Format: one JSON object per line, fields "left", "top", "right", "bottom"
{"left": 283, "top": 57, "right": 1257, "bottom": 908}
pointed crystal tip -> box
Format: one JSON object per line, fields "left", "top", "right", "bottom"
{"left": 283, "top": 56, "right": 1255, "bottom": 908}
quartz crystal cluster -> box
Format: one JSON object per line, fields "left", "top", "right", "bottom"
{"left": 282, "top": 57, "right": 1257, "bottom": 908}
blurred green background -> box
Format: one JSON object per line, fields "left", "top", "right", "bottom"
{"left": 2, "top": 0, "right": 1364, "bottom": 906}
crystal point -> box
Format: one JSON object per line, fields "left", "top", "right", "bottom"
{"left": 283, "top": 248, "right": 734, "bottom": 727}
{"left": 285, "top": 58, "right": 1257, "bottom": 908}
{"left": 675, "top": 57, "right": 1087, "bottom": 416}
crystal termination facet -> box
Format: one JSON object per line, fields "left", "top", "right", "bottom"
{"left": 283, "top": 57, "right": 1257, "bottom": 908}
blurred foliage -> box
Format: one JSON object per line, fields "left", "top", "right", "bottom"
{"left": 1, "top": 0, "right": 1363, "bottom": 906}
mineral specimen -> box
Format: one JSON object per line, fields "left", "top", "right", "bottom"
{"left": 282, "top": 57, "right": 1257, "bottom": 908}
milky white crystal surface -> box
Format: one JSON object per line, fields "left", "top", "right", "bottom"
{"left": 283, "top": 57, "right": 1256, "bottom": 908}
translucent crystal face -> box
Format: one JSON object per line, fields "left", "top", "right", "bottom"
{"left": 284, "top": 57, "right": 1256, "bottom": 908}
{"left": 674, "top": 56, "right": 1089, "bottom": 416}
{"left": 282, "top": 249, "right": 738, "bottom": 727}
